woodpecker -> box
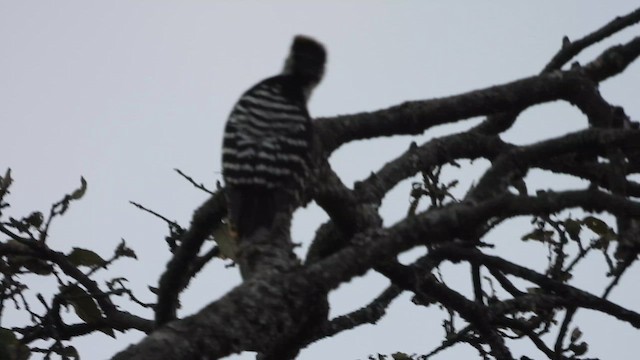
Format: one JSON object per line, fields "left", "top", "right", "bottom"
{"left": 222, "top": 36, "right": 326, "bottom": 239}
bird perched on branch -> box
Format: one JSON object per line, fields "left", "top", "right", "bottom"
{"left": 222, "top": 35, "right": 326, "bottom": 241}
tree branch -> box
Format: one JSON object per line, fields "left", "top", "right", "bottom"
{"left": 543, "top": 7, "right": 640, "bottom": 72}
{"left": 306, "top": 285, "right": 402, "bottom": 344}
{"left": 316, "top": 71, "right": 591, "bottom": 153}
{"left": 431, "top": 247, "right": 640, "bottom": 329}
{"left": 154, "top": 189, "right": 227, "bottom": 326}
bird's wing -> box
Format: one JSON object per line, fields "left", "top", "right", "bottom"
{"left": 222, "top": 78, "right": 312, "bottom": 190}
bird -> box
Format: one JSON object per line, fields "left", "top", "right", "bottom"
{"left": 222, "top": 35, "right": 326, "bottom": 241}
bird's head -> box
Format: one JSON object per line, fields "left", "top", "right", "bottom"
{"left": 282, "top": 35, "right": 327, "bottom": 93}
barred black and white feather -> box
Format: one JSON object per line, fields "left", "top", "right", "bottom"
{"left": 222, "top": 36, "right": 326, "bottom": 238}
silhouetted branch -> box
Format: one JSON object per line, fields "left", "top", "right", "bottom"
{"left": 309, "top": 285, "right": 402, "bottom": 342}
{"left": 174, "top": 168, "right": 215, "bottom": 195}
{"left": 543, "top": 7, "right": 640, "bottom": 72}
{"left": 154, "top": 189, "right": 227, "bottom": 326}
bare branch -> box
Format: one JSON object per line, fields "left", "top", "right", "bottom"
{"left": 174, "top": 168, "right": 215, "bottom": 195}
{"left": 309, "top": 285, "right": 402, "bottom": 343}
{"left": 543, "top": 7, "right": 640, "bottom": 72}
{"left": 154, "top": 189, "right": 227, "bottom": 326}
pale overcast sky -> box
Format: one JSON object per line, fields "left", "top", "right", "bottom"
{"left": 1, "top": 2, "right": 639, "bottom": 359}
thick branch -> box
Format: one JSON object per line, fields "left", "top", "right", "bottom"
{"left": 584, "top": 36, "right": 640, "bottom": 82}
{"left": 115, "top": 272, "right": 326, "bottom": 360}
{"left": 307, "top": 189, "right": 640, "bottom": 292}
{"left": 541, "top": 157, "right": 640, "bottom": 198}
{"left": 469, "top": 128, "right": 640, "bottom": 202}
{"left": 316, "top": 72, "right": 597, "bottom": 153}
{"left": 360, "top": 132, "right": 509, "bottom": 203}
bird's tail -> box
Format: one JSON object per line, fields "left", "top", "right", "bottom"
{"left": 226, "top": 187, "right": 279, "bottom": 239}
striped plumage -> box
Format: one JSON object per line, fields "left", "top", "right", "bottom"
{"left": 222, "top": 36, "right": 326, "bottom": 238}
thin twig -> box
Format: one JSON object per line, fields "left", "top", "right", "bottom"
{"left": 310, "top": 285, "right": 402, "bottom": 343}
{"left": 175, "top": 169, "right": 215, "bottom": 195}
{"left": 602, "top": 252, "right": 636, "bottom": 299}
{"left": 129, "top": 201, "right": 181, "bottom": 229}
{"left": 554, "top": 307, "right": 576, "bottom": 356}
{"left": 425, "top": 325, "right": 474, "bottom": 358}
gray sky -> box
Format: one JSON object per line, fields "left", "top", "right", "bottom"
{"left": 1, "top": 1, "right": 639, "bottom": 359}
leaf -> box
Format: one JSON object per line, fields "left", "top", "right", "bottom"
{"left": 4, "top": 239, "right": 30, "bottom": 253}
{"left": 21, "top": 257, "right": 54, "bottom": 275}
{"left": 392, "top": 352, "right": 412, "bottom": 360}
{"left": 0, "top": 168, "right": 12, "bottom": 190}
{"left": 213, "top": 222, "right": 238, "bottom": 260}
{"left": 521, "top": 229, "right": 554, "bottom": 242}
{"left": 570, "top": 327, "right": 582, "bottom": 342}
{"left": 59, "top": 345, "right": 79, "bottom": 359}
{"left": 569, "top": 341, "right": 588, "bottom": 356}
{"left": 0, "top": 328, "right": 31, "bottom": 360}
{"left": 583, "top": 216, "right": 610, "bottom": 235}
{"left": 70, "top": 176, "right": 87, "bottom": 200}
{"left": 67, "top": 247, "right": 106, "bottom": 268}
{"left": 593, "top": 236, "right": 611, "bottom": 250}
{"left": 115, "top": 240, "right": 137, "bottom": 259}
{"left": 564, "top": 218, "right": 582, "bottom": 241}
{"left": 5, "top": 241, "right": 54, "bottom": 275}
{"left": 61, "top": 284, "right": 103, "bottom": 324}
{"left": 25, "top": 211, "right": 44, "bottom": 228}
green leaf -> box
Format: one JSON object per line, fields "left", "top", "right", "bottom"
{"left": 6, "top": 241, "right": 54, "bottom": 275}
{"left": 25, "top": 211, "right": 44, "bottom": 229}
{"left": 569, "top": 341, "right": 588, "bottom": 356}
{"left": 67, "top": 247, "right": 106, "bottom": 268}
{"left": 583, "top": 216, "right": 610, "bottom": 235}
{"left": 564, "top": 218, "right": 582, "bottom": 241}
{"left": 0, "top": 328, "right": 16, "bottom": 344}
{"left": 593, "top": 236, "right": 610, "bottom": 250}
{"left": 213, "top": 222, "right": 238, "bottom": 260}
{"left": 0, "top": 168, "right": 12, "bottom": 190}
{"left": 59, "top": 345, "right": 79, "bottom": 359}
{"left": 392, "top": 352, "right": 412, "bottom": 360}
{"left": 521, "top": 229, "right": 554, "bottom": 242}
{"left": 61, "top": 284, "right": 103, "bottom": 324}
{"left": 570, "top": 327, "right": 582, "bottom": 342}
{"left": 115, "top": 240, "right": 137, "bottom": 259}
{"left": 70, "top": 176, "right": 87, "bottom": 200}
{"left": 0, "top": 328, "right": 31, "bottom": 360}
{"left": 21, "top": 257, "right": 54, "bottom": 275}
